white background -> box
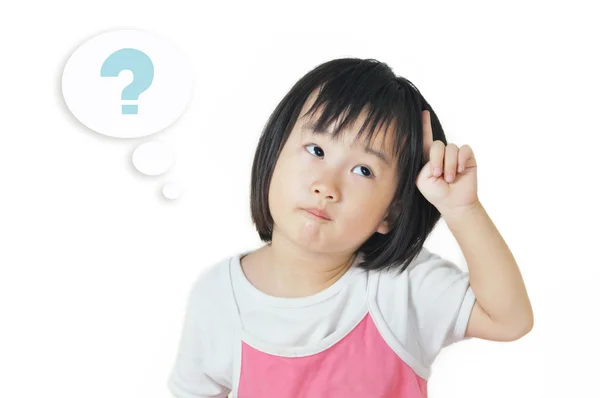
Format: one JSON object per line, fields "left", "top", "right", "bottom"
{"left": 1, "top": 1, "right": 596, "bottom": 397}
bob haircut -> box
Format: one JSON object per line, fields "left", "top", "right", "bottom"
{"left": 249, "top": 57, "right": 448, "bottom": 275}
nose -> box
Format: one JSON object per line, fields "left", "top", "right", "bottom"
{"left": 311, "top": 178, "right": 340, "bottom": 202}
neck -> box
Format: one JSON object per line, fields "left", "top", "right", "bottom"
{"left": 261, "top": 231, "right": 358, "bottom": 298}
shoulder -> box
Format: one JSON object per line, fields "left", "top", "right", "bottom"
{"left": 368, "top": 247, "right": 474, "bottom": 367}
{"left": 375, "top": 246, "right": 467, "bottom": 290}
{"left": 184, "top": 254, "right": 240, "bottom": 331}
{"left": 178, "top": 254, "right": 240, "bottom": 362}
{"left": 372, "top": 246, "right": 472, "bottom": 316}
{"left": 363, "top": 247, "right": 436, "bottom": 377}
{"left": 372, "top": 246, "right": 437, "bottom": 290}
{"left": 190, "top": 255, "right": 232, "bottom": 297}
{"left": 169, "top": 255, "right": 239, "bottom": 396}
{"left": 369, "top": 246, "right": 437, "bottom": 319}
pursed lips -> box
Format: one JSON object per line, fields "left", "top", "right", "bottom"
{"left": 304, "top": 208, "right": 332, "bottom": 220}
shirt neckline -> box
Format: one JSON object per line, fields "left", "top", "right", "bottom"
{"left": 231, "top": 249, "right": 365, "bottom": 308}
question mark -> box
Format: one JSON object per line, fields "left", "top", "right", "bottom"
{"left": 100, "top": 48, "right": 154, "bottom": 115}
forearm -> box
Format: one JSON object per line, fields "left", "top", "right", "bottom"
{"left": 441, "top": 201, "right": 534, "bottom": 330}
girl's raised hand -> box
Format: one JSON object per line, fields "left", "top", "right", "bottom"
{"left": 416, "top": 110, "right": 480, "bottom": 216}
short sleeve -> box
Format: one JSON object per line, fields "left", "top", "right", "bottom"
{"left": 168, "top": 267, "right": 233, "bottom": 398}
{"left": 407, "top": 248, "right": 477, "bottom": 362}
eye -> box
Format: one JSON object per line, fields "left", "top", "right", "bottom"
{"left": 305, "top": 143, "right": 324, "bottom": 158}
{"left": 352, "top": 165, "right": 374, "bottom": 178}
{"left": 304, "top": 144, "right": 375, "bottom": 179}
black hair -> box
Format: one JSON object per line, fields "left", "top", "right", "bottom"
{"left": 249, "top": 58, "right": 448, "bottom": 275}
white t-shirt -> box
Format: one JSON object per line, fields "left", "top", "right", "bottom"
{"left": 168, "top": 246, "right": 476, "bottom": 398}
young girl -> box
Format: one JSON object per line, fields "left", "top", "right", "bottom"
{"left": 167, "top": 58, "right": 534, "bottom": 398}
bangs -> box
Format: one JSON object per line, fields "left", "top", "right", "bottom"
{"left": 298, "top": 65, "right": 421, "bottom": 162}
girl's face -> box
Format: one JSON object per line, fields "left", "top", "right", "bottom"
{"left": 268, "top": 91, "right": 400, "bottom": 254}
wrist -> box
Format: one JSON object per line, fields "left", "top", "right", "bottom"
{"left": 439, "top": 200, "right": 483, "bottom": 221}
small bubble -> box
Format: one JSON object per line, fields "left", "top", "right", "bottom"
{"left": 132, "top": 141, "right": 173, "bottom": 176}
{"left": 162, "top": 182, "right": 182, "bottom": 200}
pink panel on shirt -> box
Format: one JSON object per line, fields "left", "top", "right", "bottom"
{"left": 238, "top": 312, "right": 427, "bottom": 398}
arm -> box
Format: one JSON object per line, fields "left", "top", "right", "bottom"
{"left": 442, "top": 200, "right": 534, "bottom": 341}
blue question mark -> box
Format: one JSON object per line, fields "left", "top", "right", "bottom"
{"left": 100, "top": 48, "right": 154, "bottom": 114}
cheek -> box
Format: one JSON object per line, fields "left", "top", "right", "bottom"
{"left": 343, "top": 193, "right": 389, "bottom": 224}
{"left": 269, "top": 161, "right": 299, "bottom": 209}
{"left": 277, "top": 154, "right": 311, "bottom": 188}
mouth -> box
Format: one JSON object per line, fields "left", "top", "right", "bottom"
{"left": 304, "top": 209, "right": 332, "bottom": 221}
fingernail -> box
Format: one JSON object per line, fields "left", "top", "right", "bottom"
{"left": 458, "top": 165, "right": 464, "bottom": 173}
{"left": 434, "top": 168, "right": 441, "bottom": 177}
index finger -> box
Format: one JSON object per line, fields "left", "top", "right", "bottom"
{"left": 422, "top": 110, "right": 433, "bottom": 162}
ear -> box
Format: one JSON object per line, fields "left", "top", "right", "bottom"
{"left": 377, "top": 198, "right": 402, "bottom": 235}
{"left": 376, "top": 219, "right": 390, "bottom": 235}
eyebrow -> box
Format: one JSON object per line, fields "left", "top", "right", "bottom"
{"left": 302, "top": 122, "right": 391, "bottom": 166}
